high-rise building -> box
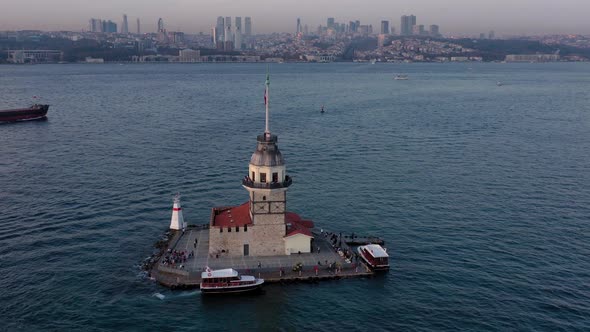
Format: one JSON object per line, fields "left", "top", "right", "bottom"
{"left": 400, "top": 15, "right": 416, "bottom": 35}
{"left": 89, "top": 18, "right": 102, "bottom": 32}
{"left": 245, "top": 17, "right": 252, "bottom": 36}
{"left": 136, "top": 18, "right": 141, "bottom": 34}
{"left": 122, "top": 14, "right": 128, "bottom": 34}
{"left": 296, "top": 18, "right": 301, "bottom": 34}
{"left": 400, "top": 16, "right": 409, "bottom": 35}
{"left": 157, "top": 18, "right": 165, "bottom": 33}
{"left": 327, "top": 17, "right": 335, "bottom": 29}
{"left": 412, "top": 24, "right": 425, "bottom": 35}
{"left": 224, "top": 17, "right": 231, "bottom": 42}
{"left": 216, "top": 16, "right": 225, "bottom": 42}
{"left": 430, "top": 25, "right": 440, "bottom": 37}
{"left": 102, "top": 20, "right": 117, "bottom": 33}
{"left": 235, "top": 16, "right": 242, "bottom": 50}
{"left": 380, "top": 20, "right": 389, "bottom": 34}
{"left": 488, "top": 30, "right": 495, "bottom": 39}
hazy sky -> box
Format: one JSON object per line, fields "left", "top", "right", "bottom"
{"left": 1, "top": 0, "right": 589, "bottom": 35}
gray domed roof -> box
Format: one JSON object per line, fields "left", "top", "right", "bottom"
{"left": 250, "top": 134, "right": 285, "bottom": 166}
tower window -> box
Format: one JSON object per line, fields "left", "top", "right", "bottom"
{"left": 244, "top": 224, "right": 248, "bottom": 232}
{"left": 272, "top": 172, "right": 278, "bottom": 183}
{"left": 236, "top": 226, "right": 239, "bottom": 232}
{"left": 228, "top": 227, "right": 231, "bottom": 232}
{"left": 262, "top": 196, "right": 266, "bottom": 201}
{"left": 220, "top": 227, "right": 223, "bottom": 233}
{"left": 251, "top": 171, "right": 255, "bottom": 181}
{"left": 260, "top": 173, "right": 267, "bottom": 183}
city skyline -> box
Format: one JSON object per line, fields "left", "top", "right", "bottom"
{"left": 1, "top": 0, "right": 589, "bottom": 35}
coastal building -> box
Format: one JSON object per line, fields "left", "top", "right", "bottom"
{"left": 179, "top": 49, "right": 201, "bottom": 62}
{"left": 136, "top": 18, "right": 141, "bottom": 34}
{"left": 505, "top": 54, "right": 560, "bottom": 62}
{"left": 207, "top": 74, "right": 314, "bottom": 257}
{"left": 8, "top": 50, "right": 63, "bottom": 63}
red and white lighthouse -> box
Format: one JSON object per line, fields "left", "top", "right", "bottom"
{"left": 169, "top": 194, "right": 185, "bottom": 230}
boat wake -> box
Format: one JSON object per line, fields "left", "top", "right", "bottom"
{"left": 152, "top": 291, "right": 199, "bottom": 301}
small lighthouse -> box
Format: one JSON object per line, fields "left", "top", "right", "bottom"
{"left": 169, "top": 194, "right": 185, "bottom": 230}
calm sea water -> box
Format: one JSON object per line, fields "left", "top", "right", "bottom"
{"left": 1, "top": 63, "right": 590, "bottom": 331}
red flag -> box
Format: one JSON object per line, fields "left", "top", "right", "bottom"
{"left": 264, "top": 87, "right": 267, "bottom": 105}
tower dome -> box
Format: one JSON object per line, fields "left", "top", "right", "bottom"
{"left": 250, "top": 134, "right": 284, "bottom": 167}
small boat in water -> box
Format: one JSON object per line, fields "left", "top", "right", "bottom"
{"left": 357, "top": 244, "right": 390, "bottom": 270}
{"left": 394, "top": 75, "right": 409, "bottom": 80}
{"left": 0, "top": 104, "right": 49, "bottom": 123}
{"left": 200, "top": 267, "right": 264, "bottom": 294}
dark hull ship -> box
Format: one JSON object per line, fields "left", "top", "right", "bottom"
{"left": 0, "top": 104, "right": 49, "bottom": 123}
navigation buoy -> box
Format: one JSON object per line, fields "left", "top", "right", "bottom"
{"left": 169, "top": 193, "right": 185, "bottom": 230}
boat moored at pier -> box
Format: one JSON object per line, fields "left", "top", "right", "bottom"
{"left": 357, "top": 244, "right": 390, "bottom": 270}
{"left": 200, "top": 267, "right": 264, "bottom": 294}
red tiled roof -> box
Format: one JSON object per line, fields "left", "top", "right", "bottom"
{"left": 211, "top": 202, "right": 252, "bottom": 228}
{"left": 285, "top": 212, "right": 314, "bottom": 229}
{"left": 285, "top": 212, "right": 314, "bottom": 238}
{"left": 285, "top": 220, "right": 313, "bottom": 238}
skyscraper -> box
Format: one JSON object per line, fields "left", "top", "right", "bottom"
{"left": 136, "top": 18, "right": 141, "bottom": 34}
{"left": 380, "top": 20, "right": 389, "bottom": 34}
{"left": 245, "top": 17, "right": 252, "bottom": 36}
{"left": 102, "top": 20, "right": 117, "bottom": 33}
{"left": 235, "top": 16, "right": 242, "bottom": 50}
{"left": 430, "top": 25, "right": 440, "bottom": 37}
{"left": 400, "top": 15, "right": 416, "bottom": 35}
{"left": 89, "top": 18, "right": 102, "bottom": 32}
{"left": 157, "top": 18, "right": 165, "bottom": 33}
{"left": 216, "top": 16, "right": 225, "bottom": 42}
{"left": 122, "top": 14, "right": 128, "bottom": 34}
{"left": 224, "top": 17, "right": 231, "bottom": 42}
{"left": 327, "top": 17, "right": 335, "bottom": 29}
{"left": 296, "top": 18, "right": 301, "bottom": 34}
{"left": 412, "top": 24, "right": 425, "bottom": 35}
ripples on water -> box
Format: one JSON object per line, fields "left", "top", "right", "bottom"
{"left": 1, "top": 63, "right": 589, "bottom": 331}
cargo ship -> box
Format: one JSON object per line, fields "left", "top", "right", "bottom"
{"left": 0, "top": 104, "right": 49, "bottom": 123}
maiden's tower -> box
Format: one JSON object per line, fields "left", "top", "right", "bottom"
{"left": 207, "top": 73, "right": 314, "bottom": 257}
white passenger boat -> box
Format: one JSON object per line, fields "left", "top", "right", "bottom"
{"left": 357, "top": 244, "right": 390, "bottom": 270}
{"left": 394, "top": 75, "right": 409, "bottom": 80}
{"left": 200, "top": 267, "right": 264, "bottom": 294}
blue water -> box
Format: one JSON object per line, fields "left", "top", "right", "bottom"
{"left": 1, "top": 63, "right": 590, "bottom": 331}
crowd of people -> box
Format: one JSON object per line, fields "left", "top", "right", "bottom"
{"left": 161, "top": 249, "right": 195, "bottom": 269}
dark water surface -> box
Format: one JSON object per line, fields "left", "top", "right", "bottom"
{"left": 1, "top": 63, "right": 590, "bottom": 331}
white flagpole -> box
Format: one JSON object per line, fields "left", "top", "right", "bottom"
{"left": 265, "top": 70, "right": 270, "bottom": 136}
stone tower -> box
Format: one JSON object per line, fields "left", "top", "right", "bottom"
{"left": 241, "top": 72, "right": 292, "bottom": 255}
{"left": 242, "top": 133, "right": 292, "bottom": 255}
